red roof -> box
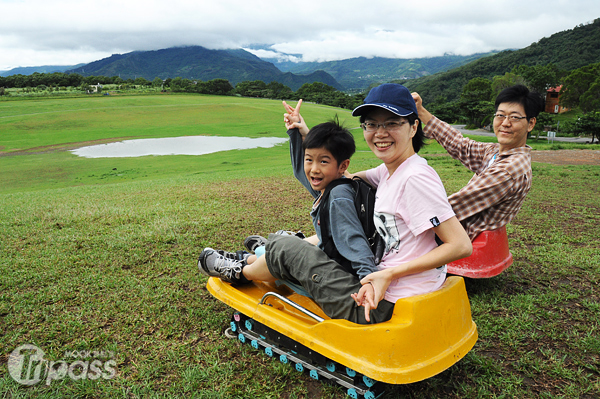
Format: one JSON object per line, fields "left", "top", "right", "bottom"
{"left": 547, "top": 85, "right": 563, "bottom": 93}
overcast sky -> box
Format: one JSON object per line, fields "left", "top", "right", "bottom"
{"left": 1, "top": 0, "right": 599, "bottom": 71}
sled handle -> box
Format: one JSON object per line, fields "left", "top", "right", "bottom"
{"left": 260, "top": 292, "right": 325, "bottom": 323}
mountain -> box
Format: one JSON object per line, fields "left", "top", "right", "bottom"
{"left": 266, "top": 53, "right": 498, "bottom": 91}
{"left": 0, "top": 64, "right": 85, "bottom": 77}
{"left": 404, "top": 18, "right": 600, "bottom": 102}
{"left": 66, "top": 46, "right": 343, "bottom": 91}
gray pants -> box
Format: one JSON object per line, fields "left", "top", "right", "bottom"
{"left": 265, "top": 234, "right": 394, "bottom": 324}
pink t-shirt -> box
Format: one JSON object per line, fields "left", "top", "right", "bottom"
{"left": 366, "top": 154, "right": 455, "bottom": 302}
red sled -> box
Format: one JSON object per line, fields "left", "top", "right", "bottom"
{"left": 447, "top": 226, "right": 513, "bottom": 278}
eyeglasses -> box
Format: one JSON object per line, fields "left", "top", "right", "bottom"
{"left": 494, "top": 114, "right": 528, "bottom": 123}
{"left": 361, "top": 120, "right": 408, "bottom": 132}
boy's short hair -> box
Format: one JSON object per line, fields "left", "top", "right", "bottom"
{"left": 302, "top": 118, "right": 356, "bottom": 165}
{"left": 495, "top": 85, "right": 545, "bottom": 121}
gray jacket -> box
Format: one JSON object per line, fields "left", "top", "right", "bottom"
{"left": 287, "top": 129, "right": 376, "bottom": 280}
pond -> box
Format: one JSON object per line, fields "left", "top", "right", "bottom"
{"left": 70, "top": 136, "right": 288, "bottom": 158}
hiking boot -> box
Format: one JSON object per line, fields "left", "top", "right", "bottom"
{"left": 198, "top": 248, "right": 249, "bottom": 284}
{"left": 276, "top": 230, "right": 306, "bottom": 239}
{"left": 243, "top": 235, "right": 267, "bottom": 253}
{"left": 217, "top": 249, "right": 250, "bottom": 262}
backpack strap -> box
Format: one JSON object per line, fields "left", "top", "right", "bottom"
{"left": 318, "top": 178, "right": 355, "bottom": 267}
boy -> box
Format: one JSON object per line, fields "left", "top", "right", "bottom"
{"left": 198, "top": 109, "right": 389, "bottom": 323}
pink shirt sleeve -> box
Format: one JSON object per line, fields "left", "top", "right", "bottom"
{"left": 365, "top": 164, "right": 385, "bottom": 188}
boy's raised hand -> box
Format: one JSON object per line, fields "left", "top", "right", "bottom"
{"left": 283, "top": 99, "right": 309, "bottom": 137}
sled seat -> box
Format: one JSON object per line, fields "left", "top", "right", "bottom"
{"left": 206, "top": 275, "right": 477, "bottom": 384}
{"left": 448, "top": 226, "right": 513, "bottom": 278}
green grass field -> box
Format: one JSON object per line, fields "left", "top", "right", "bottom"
{"left": 1, "top": 94, "right": 599, "bottom": 398}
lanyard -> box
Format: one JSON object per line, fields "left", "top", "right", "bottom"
{"left": 486, "top": 153, "right": 498, "bottom": 170}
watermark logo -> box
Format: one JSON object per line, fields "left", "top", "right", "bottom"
{"left": 7, "top": 344, "right": 116, "bottom": 386}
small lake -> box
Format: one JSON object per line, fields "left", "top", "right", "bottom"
{"left": 71, "top": 136, "right": 288, "bottom": 158}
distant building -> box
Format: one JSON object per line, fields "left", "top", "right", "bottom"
{"left": 545, "top": 86, "right": 570, "bottom": 114}
{"left": 90, "top": 83, "right": 103, "bottom": 93}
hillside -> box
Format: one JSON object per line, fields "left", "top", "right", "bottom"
{"left": 66, "top": 46, "right": 342, "bottom": 91}
{"left": 275, "top": 53, "right": 498, "bottom": 91}
{"left": 404, "top": 18, "right": 600, "bottom": 102}
{"left": 0, "top": 64, "right": 84, "bottom": 77}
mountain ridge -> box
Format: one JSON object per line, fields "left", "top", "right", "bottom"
{"left": 65, "top": 46, "right": 343, "bottom": 91}
{"left": 266, "top": 52, "right": 499, "bottom": 91}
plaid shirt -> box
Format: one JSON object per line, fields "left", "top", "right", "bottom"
{"left": 424, "top": 117, "right": 532, "bottom": 240}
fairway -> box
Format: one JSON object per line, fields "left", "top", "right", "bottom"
{"left": 0, "top": 94, "right": 363, "bottom": 193}
{"left": 1, "top": 94, "right": 599, "bottom": 398}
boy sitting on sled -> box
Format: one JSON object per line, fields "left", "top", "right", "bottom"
{"left": 198, "top": 100, "right": 389, "bottom": 323}
{"left": 199, "top": 85, "right": 471, "bottom": 324}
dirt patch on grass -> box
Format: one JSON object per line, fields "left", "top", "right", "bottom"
{"left": 532, "top": 149, "right": 600, "bottom": 165}
{"left": 0, "top": 137, "right": 138, "bottom": 157}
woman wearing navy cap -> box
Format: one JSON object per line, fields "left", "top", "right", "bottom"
{"left": 283, "top": 83, "right": 472, "bottom": 322}
{"left": 346, "top": 83, "right": 471, "bottom": 320}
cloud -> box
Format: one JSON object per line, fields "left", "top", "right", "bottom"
{"left": 1, "top": 0, "right": 599, "bottom": 70}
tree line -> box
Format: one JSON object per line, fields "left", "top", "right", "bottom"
{"left": 1, "top": 64, "right": 598, "bottom": 142}
{"left": 0, "top": 72, "right": 363, "bottom": 110}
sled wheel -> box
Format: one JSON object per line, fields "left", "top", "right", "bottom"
{"left": 326, "top": 361, "right": 336, "bottom": 372}
{"left": 346, "top": 367, "right": 356, "bottom": 377}
{"left": 279, "top": 354, "right": 288, "bottom": 364}
{"left": 347, "top": 388, "right": 358, "bottom": 399}
{"left": 309, "top": 369, "right": 319, "bottom": 380}
{"left": 245, "top": 319, "right": 253, "bottom": 331}
{"left": 251, "top": 340, "right": 259, "bottom": 350}
{"left": 294, "top": 363, "right": 303, "bottom": 373}
{"left": 230, "top": 321, "right": 237, "bottom": 332}
{"left": 238, "top": 334, "right": 245, "bottom": 343}
{"left": 265, "top": 347, "right": 273, "bottom": 357}
{"left": 364, "top": 391, "right": 376, "bottom": 399}
{"left": 363, "top": 375, "right": 375, "bottom": 387}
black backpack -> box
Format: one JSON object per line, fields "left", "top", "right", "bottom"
{"left": 318, "top": 176, "right": 385, "bottom": 270}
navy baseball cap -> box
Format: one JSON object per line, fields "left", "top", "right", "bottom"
{"left": 352, "top": 83, "right": 418, "bottom": 117}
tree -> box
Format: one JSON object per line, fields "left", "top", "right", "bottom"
{"left": 235, "top": 80, "right": 267, "bottom": 97}
{"left": 430, "top": 100, "right": 462, "bottom": 124}
{"left": 559, "top": 63, "right": 600, "bottom": 110}
{"left": 491, "top": 72, "right": 528, "bottom": 99}
{"left": 79, "top": 82, "right": 91, "bottom": 93}
{"left": 265, "top": 81, "right": 293, "bottom": 100}
{"left": 152, "top": 77, "right": 163, "bottom": 89}
{"left": 533, "top": 112, "right": 555, "bottom": 132}
{"left": 296, "top": 82, "right": 339, "bottom": 104}
{"left": 578, "top": 80, "right": 600, "bottom": 113}
{"left": 134, "top": 77, "right": 151, "bottom": 86}
{"left": 532, "top": 112, "right": 555, "bottom": 141}
{"left": 575, "top": 111, "right": 600, "bottom": 144}
{"left": 512, "top": 64, "right": 561, "bottom": 95}
{"left": 459, "top": 77, "right": 494, "bottom": 128}
{"left": 170, "top": 77, "right": 192, "bottom": 92}
{"left": 200, "top": 79, "right": 234, "bottom": 96}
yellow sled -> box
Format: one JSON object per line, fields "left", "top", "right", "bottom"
{"left": 207, "top": 275, "right": 477, "bottom": 387}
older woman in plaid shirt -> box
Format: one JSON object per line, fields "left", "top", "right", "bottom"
{"left": 412, "top": 85, "right": 544, "bottom": 240}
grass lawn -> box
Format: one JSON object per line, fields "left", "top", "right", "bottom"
{"left": 0, "top": 94, "right": 599, "bottom": 398}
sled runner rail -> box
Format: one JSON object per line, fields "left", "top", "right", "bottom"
{"left": 260, "top": 291, "right": 325, "bottom": 323}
